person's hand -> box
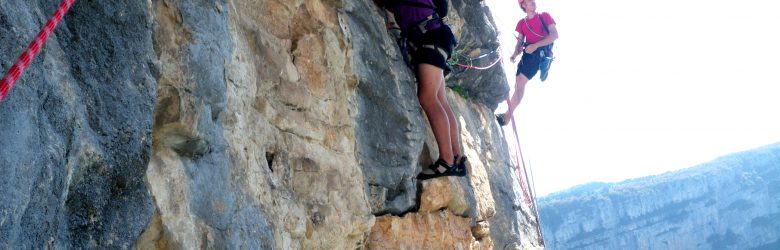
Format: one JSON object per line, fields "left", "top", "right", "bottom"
{"left": 510, "top": 47, "right": 523, "bottom": 63}
{"left": 386, "top": 21, "right": 400, "bottom": 30}
{"left": 386, "top": 22, "right": 402, "bottom": 39}
{"left": 524, "top": 44, "right": 537, "bottom": 54}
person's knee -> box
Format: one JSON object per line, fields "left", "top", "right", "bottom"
{"left": 418, "top": 93, "right": 439, "bottom": 108}
{"left": 418, "top": 85, "right": 440, "bottom": 106}
{"left": 516, "top": 74, "right": 529, "bottom": 85}
{"left": 418, "top": 87, "right": 436, "bottom": 100}
{"left": 437, "top": 94, "right": 450, "bottom": 108}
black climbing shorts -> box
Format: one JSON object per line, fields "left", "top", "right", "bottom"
{"left": 409, "top": 25, "right": 457, "bottom": 76}
{"left": 515, "top": 50, "right": 543, "bottom": 80}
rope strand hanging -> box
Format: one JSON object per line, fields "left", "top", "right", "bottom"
{"left": 502, "top": 97, "right": 539, "bottom": 215}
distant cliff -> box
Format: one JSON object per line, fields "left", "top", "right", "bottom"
{"left": 538, "top": 143, "right": 780, "bottom": 250}
{"left": 1, "top": 0, "right": 540, "bottom": 249}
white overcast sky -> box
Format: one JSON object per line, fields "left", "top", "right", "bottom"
{"left": 485, "top": 0, "right": 780, "bottom": 196}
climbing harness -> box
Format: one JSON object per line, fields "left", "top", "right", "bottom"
{"left": 404, "top": 13, "right": 444, "bottom": 40}
{"left": 0, "top": 0, "right": 76, "bottom": 103}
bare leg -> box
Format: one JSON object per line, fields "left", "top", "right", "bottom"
{"left": 505, "top": 73, "right": 530, "bottom": 122}
{"left": 417, "top": 64, "right": 454, "bottom": 165}
{"left": 436, "top": 76, "right": 461, "bottom": 160}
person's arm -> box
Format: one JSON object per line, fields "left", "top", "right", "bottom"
{"left": 526, "top": 24, "right": 558, "bottom": 53}
{"left": 510, "top": 33, "right": 525, "bottom": 62}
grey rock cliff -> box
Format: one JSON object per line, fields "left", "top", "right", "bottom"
{"left": 539, "top": 143, "right": 780, "bottom": 250}
{"left": 1, "top": 0, "right": 539, "bottom": 249}
{"left": 0, "top": 1, "right": 155, "bottom": 248}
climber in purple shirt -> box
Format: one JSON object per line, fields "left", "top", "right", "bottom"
{"left": 383, "top": 0, "right": 467, "bottom": 180}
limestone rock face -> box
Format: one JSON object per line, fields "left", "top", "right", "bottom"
{"left": 446, "top": 0, "right": 509, "bottom": 110}
{"left": 344, "top": 0, "right": 425, "bottom": 216}
{"left": 361, "top": 89, "right": 543, "bottom": 250}
{"left": 368, "top": 210, "right": 477, "bottom": 250}
{"left": 139, "top": 0, "right": 372, "bottom": 249}
{"left": 539, "top": 143, "right": 780, "bottom": 250}
{"left": 0, "top": 0, "right": 542, "bottom": 249}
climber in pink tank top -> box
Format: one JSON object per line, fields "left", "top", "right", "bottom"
{"left": 496, "top": 0, "right": 559, "bottom": 126}
{"left": 515, "top": 12, "right": 555, "bottom": 45}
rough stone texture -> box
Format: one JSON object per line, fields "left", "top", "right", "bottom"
{"left": 449, "top": 91, "right": 543, "bottom": 250}
{"left": 345, "top": 1, "right": 537, "bottom": 246}
{"left": 368, "top": 210, "right": 479, "bottom": 250}
{"left": 347, "top": 0, "right": 509, "bottom": 217}
{"left": 0, "top": 1, "right": 155, "bottom": 248}
{"left": 539, "top": 143, "right": 780, "bottom": 250}
{"left": 137, "top": 0, "right": 280, "bottom": 248}
{"left": 138, "top": 0, "right": 372, "bottom": 249}
{"left": 343, "top": 0, "right": 425, "bottom": 216}
{"left": 365, "top": 89, "right": 542, "bottom": 249}
{"left": 447, "top": 0, "right": 509, "bottom": 110}
{"left": 419, "top": 176, "right": 471, "bottom": 216}
{"left": 1, "top": 0, "right": 543, "bottom": 249}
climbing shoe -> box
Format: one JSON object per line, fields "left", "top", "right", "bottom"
{"left": 417, "top": 158, "right": 464, "bottom": 180}
{"left": 496, "top": 113, "right": 508, "bottom": 126}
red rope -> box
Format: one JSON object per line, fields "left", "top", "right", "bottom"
{"left": 509, "top": 116, "right": 533, "bottom": 205}
{"left": 509, "top": 115, "right": 546, "bottom": 244}
{"left": 504, "top": 98, "right": 536, "bottom": 208}
{"left": 0, "top": 0, "right": 76, "bottom": 103}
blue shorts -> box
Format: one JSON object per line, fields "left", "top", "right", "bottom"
{"left": 516, "top": 50, "right": 543, "bottom": 80}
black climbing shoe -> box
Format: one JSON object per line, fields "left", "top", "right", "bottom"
{"left": 496, "top": 113, "right": 508, "bottom": 126}
{"left": 417, "top": 158, "right": 463, "bottom": 180}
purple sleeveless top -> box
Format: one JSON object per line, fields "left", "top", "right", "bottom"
{"left": 393, "top": 0, "right": 439, "bottom": 31}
